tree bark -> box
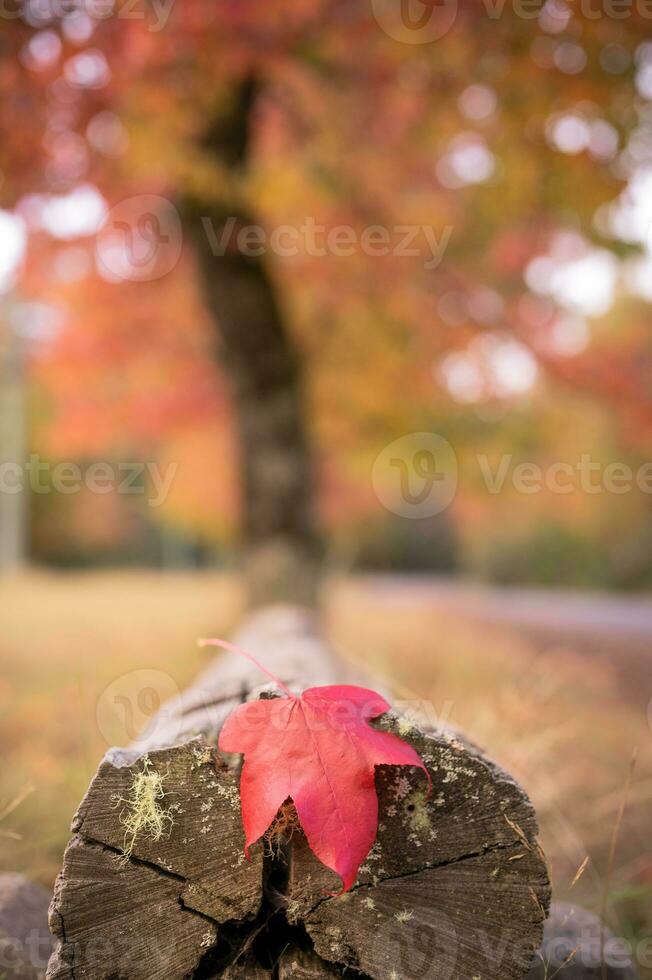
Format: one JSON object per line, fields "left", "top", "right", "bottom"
{"left": 47, "top": 607, "right": 551, "bottom": 979}
{"left": 183, "top": 79, "right": 322, "bottom": 607}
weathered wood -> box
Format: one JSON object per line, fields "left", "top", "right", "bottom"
{"left": 286, "top": 718, "right": 549, "bottom": 979}
{"left": 0, "top": 873, "right": 53, "bottom": 979}
{"left": 48, "top": 606, "right": 551, "bottom": 979}
{"left": 277, "top": 947, "right": 341, "bottom": 978}
{"left": 222, "top": 956, "right": 271, "bottom": 979}
{"left": 136, "top": 606, "right": 354, "bottom": 754}
{"left": 47, "top": 741, "right": 262, "bottom": 980}
{"left": 526, "top": 903, "right": 639, "bottom": 979}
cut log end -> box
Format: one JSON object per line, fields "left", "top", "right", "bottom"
{"left": 46, "top": 607, "right": 551, "bottom": 978}
{"left": 285, "top": 716, "right": 550, "bottom": 979}
{"left": 48, "top": 729, "right": 549, "bottom": 978}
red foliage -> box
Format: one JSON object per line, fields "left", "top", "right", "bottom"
{"left": 212, "top": 642, "right": 428, "bottom": 891}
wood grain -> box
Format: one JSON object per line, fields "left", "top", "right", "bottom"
{"left": 47, "top": 606, "right": 551, "bottom": 979}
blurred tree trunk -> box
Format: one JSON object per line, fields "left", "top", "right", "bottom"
{"left": 183, "top": 78, "right": 322, "bottom": 607}
{"left": 0, "top": 314, "right": 28, "bottom": 573}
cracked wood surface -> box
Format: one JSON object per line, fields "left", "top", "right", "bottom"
{"left": 47, "top": 605, "right": 550, "bottom": 979}
{"left": 222, "top": 956, "right": 272, "bottom": 978}
{"left": 277, "top": 947, "right": 341, "bottom": 977}
{"left": 286, "top": 718, "right": 549, "bottom": 979}
{"left": 47, "top": 835, "right": 218, "bottom": 980}
{"left": 47, "top": 741, "right": 262, "bottom": 979}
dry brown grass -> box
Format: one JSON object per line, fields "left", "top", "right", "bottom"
{"left": 0, "top": 571, "right": 650, "bottom": 972}
{"left": 0, "top": 570, "right": 243, "bottom": 882}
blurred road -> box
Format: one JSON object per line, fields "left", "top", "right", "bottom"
{"left": 357, "top": 575, "right": 652, "bottom": 706}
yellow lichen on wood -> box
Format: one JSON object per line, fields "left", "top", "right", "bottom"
{"left": 113, "top": 756, "right": 173, "bottom": 859}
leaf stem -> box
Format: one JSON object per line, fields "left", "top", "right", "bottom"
{"left": 197, "top": 637, "right": 295, "bottom": 698}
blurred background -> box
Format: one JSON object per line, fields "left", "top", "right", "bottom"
{"left": 1, "top": 0, "right": 651, "bottom": 972}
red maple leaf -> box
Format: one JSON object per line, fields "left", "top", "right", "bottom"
{"left": 200, "top": 638, "right": 430, "bottom": 892}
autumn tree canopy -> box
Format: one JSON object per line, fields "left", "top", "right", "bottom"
{"left": 2, "top": 0, "right": 652, "bottom": 586}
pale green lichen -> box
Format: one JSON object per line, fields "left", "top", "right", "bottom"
{"left": 394, "top": 908, "right": 414, "bottom": 924}
{"left": 285, "top": 898, "right": 302, "bottom": 920}
{"left": 405, "top": 787, "right": 431, "bottom": 833}
{"left": 191, "top": 744, "right": 213, "bottom": 768}
{"left": 113, "top": 757, "right": 173, "bottom": 859}
{"left": 397, "top": 716, "right": 416, "bottom": 737}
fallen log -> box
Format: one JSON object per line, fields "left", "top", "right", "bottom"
{"left": 47, "top": 606, "right": 550, "bottom": 979}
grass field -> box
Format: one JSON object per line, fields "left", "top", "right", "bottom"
{"left": 1, "top": 571, "right": 650, "bottom": 974}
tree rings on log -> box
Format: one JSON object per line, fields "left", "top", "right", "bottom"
{"left": 285, "top": 716, "right": 550, "bottom": 980}
{"left": 47, "top": 741, "right": 262, "bottom": 979}
{"left": 47, "top": 716, "right": 550, "bottom": 979}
